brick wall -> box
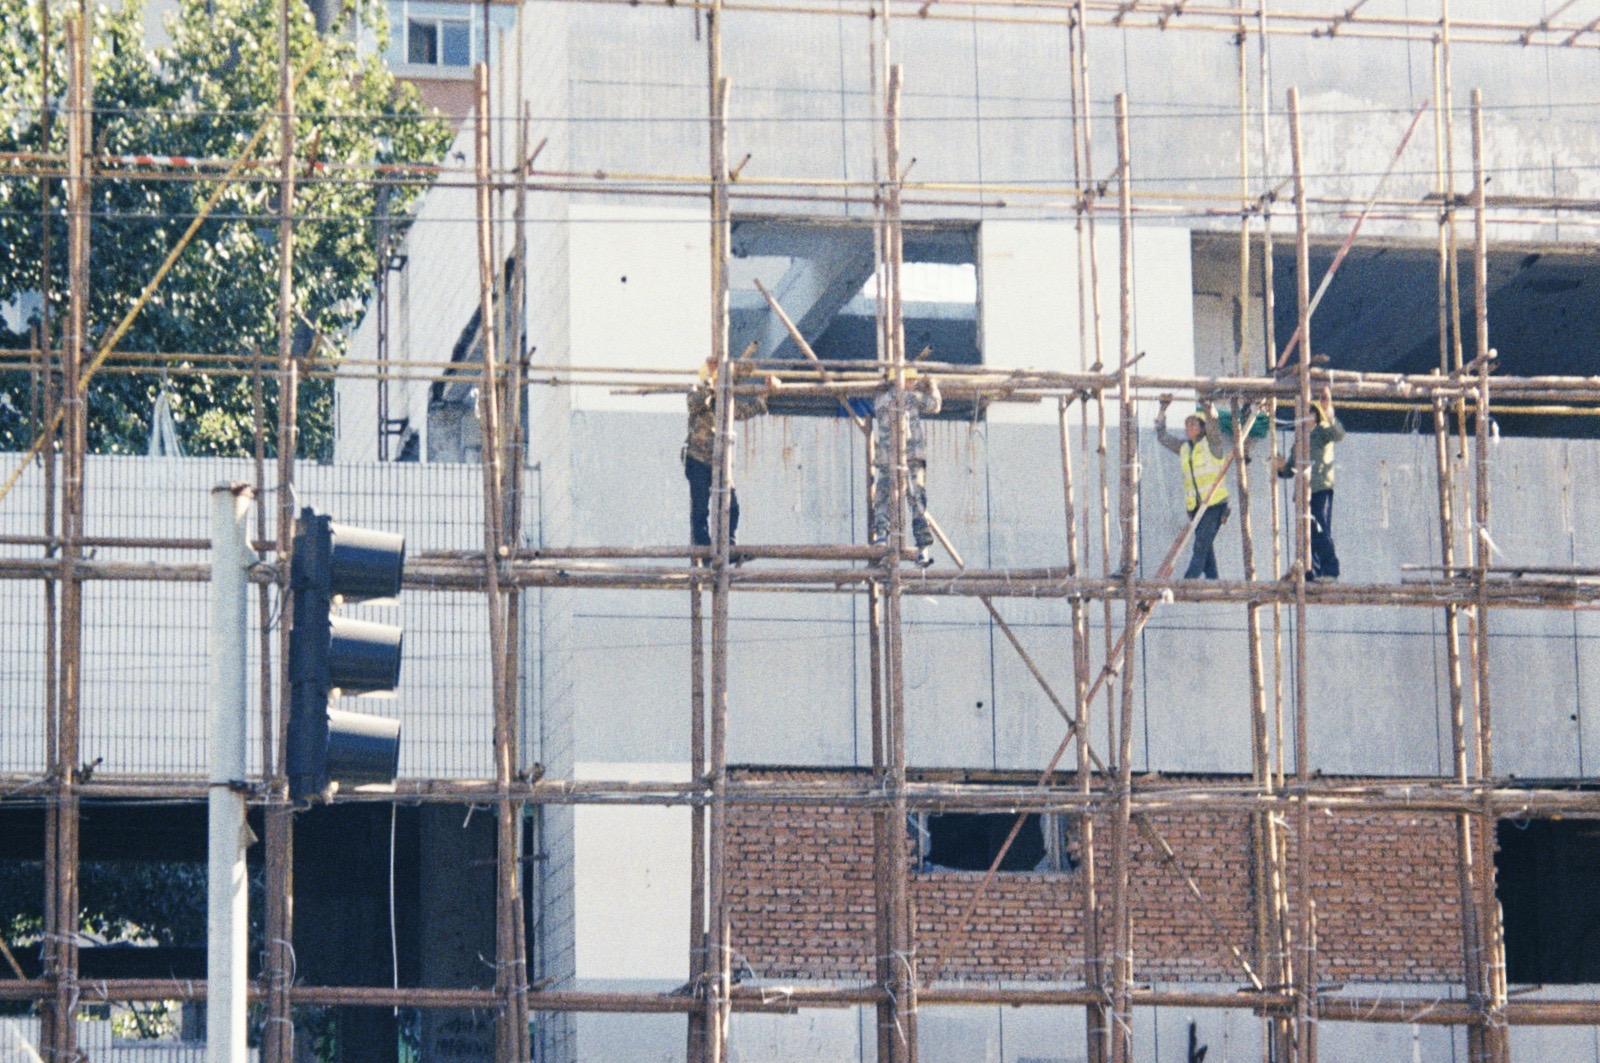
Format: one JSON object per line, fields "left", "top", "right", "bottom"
{"left": 726, "top": 769, "right": 1465, "bottom": 984}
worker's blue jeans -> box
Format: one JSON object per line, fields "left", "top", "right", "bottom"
{"left": 1184, "top": 502, "right": 1228, "bottom": 580}
{"left": 1310, "top": 488, "right": 1339, "bottom": 580}
{"left": 685, "top": 456, "right": 739, "bottom": 548}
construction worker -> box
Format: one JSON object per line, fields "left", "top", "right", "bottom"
{"left": 683, "top": 350, "right": 776, "bottom": 558}
{"left": 869, "top": 368, "right": 941, "bottom": 568}
{"left": 1155, "top": 396, "right": 1234, "bottom": 580}
{"left": 1276, "top": 385, "right": 1345, "bottom": 580}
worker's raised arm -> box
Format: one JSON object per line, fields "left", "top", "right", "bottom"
{"left": 1202, "top": 401, "right": 1229, "bottom": 459}
{"left": 1154, "top": 395, "right": 1184, "bottom": 454}
{"left": 718, "top": 360, "right": 764, "bottom": 420}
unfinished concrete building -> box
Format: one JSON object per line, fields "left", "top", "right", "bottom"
{"left": 7, "top": 1, "right": 1600, "bottom": 1062}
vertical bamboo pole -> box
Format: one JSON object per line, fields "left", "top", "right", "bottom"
{"left": 1231, "top": 16, "right": 1273, "bottom": 1054}
{"left": 34, "top": 4, "right": 58, "bottom": 900}
{"left": 44, "top": 17, "right": 88, "bottom": 1061}
{"left": 704, "top": 0, "right": 734, "bottom": 1033}
{"left": 1468, "top": 89, "right": 1509, "bottom": 1063}
{"left": 1234, "top": 6, "right": 1252, "bottom": 381}
{"left": 34, "top": 0, "right": 52, "bottom": 414}
{"left": 35, "top": 3, "right": 58, "bottom": 1054}
{"left": 866, "top": 12, "right": 892, "bottom": 1062}
{"left": 1074, "top": 0, "right": 1117, "bottom": 755}
{"left": 1286, "top": 86, "right": 1315, "bottom": 1063}
{"left": 253, "top": 347, "right": 273, "bottom": 784}
{"left": 683, "top": 0, "right": 711, "bottom": 1026}
{"left": 869, "top": 421, "right": 893, "bottom": 1063}
{"left": 1106, "top": 94, "right": 1138, "bottom": 1063}
{"left": 503, "top": 94, "right": 533, "bottom": 1051}
{"left": 686, "top": 43, "right": 713, "bottom": 1040}
{"left": 1060, "top": 397, "right": 1105, "bottom": 1063}
{"left": 1431, "top": 40, "right": 1483, "bottom": 1063}
{"left": 1434, "top": 389, "right": 1485, "bottom": 1063}
{"left": 880, "top": 64, "right": 917, "bottom": 1063}
{"left": 687, "top": 580, "right": 708, "bottom": 1060}
{"left": 264, "top": 4, "right": 299, "bottom": 1058}
{"left": 1063, "top": 23, "right": 1106, "bottom": 1059}
{"left": 1256, "top": 0, "right": 1289, "bottom": 834}
{"left": 1240, "top": 15, "right": 1291, "bottom": 1061}
{"left": 1440, "top": 0, "right": 1468, "bottom": 457}
{"left": 472, "top": 62, "right": 527, "bottom": 1063}
{"left": 688, "top": 556, "right": 708, "bottom": 1062}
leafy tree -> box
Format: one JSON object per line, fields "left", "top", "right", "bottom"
{"left": 0, "top": 0, "right": 452, "bottom": 456}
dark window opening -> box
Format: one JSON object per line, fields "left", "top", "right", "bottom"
{"left": 407, "top": 18, "right": 471, "bottom": 67}
{"left": 1199, "top": 234, "right": 1600, "bottom": 439}
{"left": 1496, "top": 817, "right": 1600, "bottom": 983}
{"left": 406, "top": 20, "right": 437, "bottom": 64}
{"left": 912, "top": 811, "right": 1075, "bottom": 874}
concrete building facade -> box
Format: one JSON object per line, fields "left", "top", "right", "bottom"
{"left": 325, "top": 2, "right": 1600, "bottom": 1059}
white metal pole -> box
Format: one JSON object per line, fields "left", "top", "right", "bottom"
{"left": 209, "top": 483, "right": 253, "bottom": 1063}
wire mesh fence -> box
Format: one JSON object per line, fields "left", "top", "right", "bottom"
{"left": 0, "top": 453, "right": 506, "bottom": 781}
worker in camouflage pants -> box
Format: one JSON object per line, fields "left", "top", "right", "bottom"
{"left": 869, "top": 369, "right": 941, "bottom": 568}
{"left": 1277, "top": 385, "right": 1345, "bottom": 581}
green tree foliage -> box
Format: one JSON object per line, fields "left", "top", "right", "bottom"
{"left": 0, "top": 0, "right": 452, "bottom": 456}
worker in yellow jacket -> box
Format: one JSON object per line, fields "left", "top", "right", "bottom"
{"left": 1156, "top": 397, "right": 1234, "bottom": 579}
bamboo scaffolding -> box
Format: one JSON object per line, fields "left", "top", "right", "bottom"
{"left": 20, "top": 6, "right": 1600, "bottom": 1062}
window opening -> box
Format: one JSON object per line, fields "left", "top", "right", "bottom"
{"left": 1194, "top": 233, "right": 1600, "bottom": 438}
{"left": 729, "top": 218, "right": 980, "bottom": 417}
{"left": 1497, "top": 817, "right": 1600, "bottom": 984}
{"left": 909, "top": 811, "right": 1076, "bottom": 874}
{"left": 406, "top": 17, "right": 470, "bottom": 66}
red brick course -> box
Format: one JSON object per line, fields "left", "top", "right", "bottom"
{"left": 726, "top": 770, "right": 1465, "bottom": 984}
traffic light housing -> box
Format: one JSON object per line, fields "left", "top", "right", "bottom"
{"left": 287, "top": 508, "right": 405, "bottom": 802}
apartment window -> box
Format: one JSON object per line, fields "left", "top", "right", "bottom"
{"left": 406, "top": 16, "right": 471, "bottom": 66}
{"left": 1497, "top": 817, "right": 1600, "bottom": 983}
{"left": 910, "top": 811, "right": 1076, "bottom": 874}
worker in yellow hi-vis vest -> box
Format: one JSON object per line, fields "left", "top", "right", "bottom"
{"left": 1155, "top": 397, "right": 1235, "bottom": 580}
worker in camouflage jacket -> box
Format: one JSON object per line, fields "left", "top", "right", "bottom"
{"left": 683, "top": 350, "right": 776, "bottom": 555}
{"left": 869, "top": 369, "right": 941, "bottom": 568}
{"left": 1276, "top": 385, "right": 1345, "bottom": 581}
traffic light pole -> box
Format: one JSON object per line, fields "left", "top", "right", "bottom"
{"left": 208, "top": 483, "right": 254, "bottom": 1063}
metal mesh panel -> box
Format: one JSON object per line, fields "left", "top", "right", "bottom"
{"left": 0, "top": 458, "right": 49, "bottom": 776}
{"left": 0, "top": 453, "right": 500, "bottom": 782}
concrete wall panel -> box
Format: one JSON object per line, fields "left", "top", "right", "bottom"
{"left": 568, "top": 204, "right": 712, "bottom": 413}
{"left": 572, "top": 763, "right": 692, "bottom": 981}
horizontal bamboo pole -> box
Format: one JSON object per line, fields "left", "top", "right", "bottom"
{"left": 8, "top": 771, "right": 1600, "bottom": 818}
{"left": 7, "top": 976, "right": 1600, "bottom": 1026}
{"left": 6, "top": 556, "right": 1600, "bottom": 613}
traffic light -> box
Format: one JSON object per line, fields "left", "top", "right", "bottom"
{"left": 287, "top": 508, "right": 405, "bottom": 803}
